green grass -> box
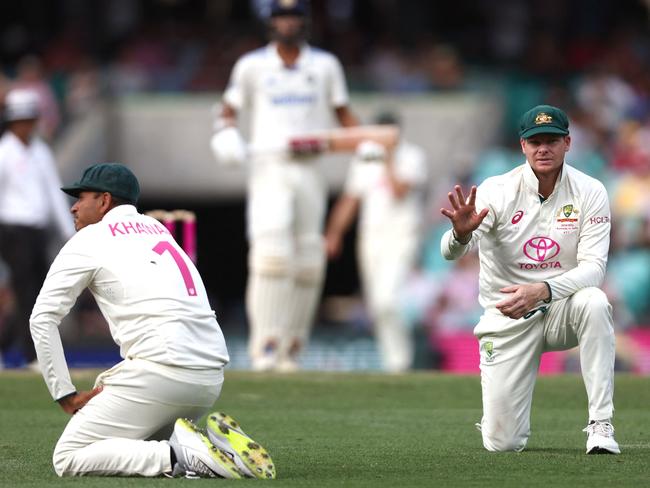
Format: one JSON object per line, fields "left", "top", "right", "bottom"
{"left": 0, "top": 370, "right": 648, "bottom": 487}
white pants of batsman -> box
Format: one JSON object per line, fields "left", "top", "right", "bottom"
{"left": 246, "top": 158, "right": 327, "bottom": 370}
{"left": 475, "top": 287, "right": 615, "bottom": 452}
{"left": 52, "top": 358, "right": 223, "bottom": 476}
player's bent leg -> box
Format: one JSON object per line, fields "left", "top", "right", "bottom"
{"left": 206, "top": 412, "right": 276, "bottom": 479}
{"left": 480, "top": 386, "right": 532, "bottom": 452}
{"left": 247, "top": 236, "right": 293, "bottom": 371}
{"left": 477, "top": 327, "right": 541, "bottom": 452}
{"left": 52, "top": 361, "right": 223, "bottom": 476}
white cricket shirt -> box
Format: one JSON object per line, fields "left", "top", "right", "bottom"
{"left": 0, "top": 131, "right": 74, "bottom": 238}
{"left": 223, "top": 42, "right": 349, "bottom": 155}
{"left": 30, "top": 205, "right": 229, "bottom": 400}
{"left": 441, "top": 162, "right": 611, "bottom": 313}
{"left": 345, "top": 140, "right": 428, "bottom": 235}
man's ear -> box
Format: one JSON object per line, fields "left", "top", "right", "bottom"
{"left": 99, "top": 192, "right": 113, "bottom": 213}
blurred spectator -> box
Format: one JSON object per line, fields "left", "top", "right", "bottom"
{"left": 420, "top": 43, "right": 465, "bottom": 91}
{"left": 575, "top": 66, "right": 637, "bottom": 138}
{"left": 64, "top": 57, "right": 102, "bottom": 118}
{"left": 610, "top": 120, "right": 650, "bottom": 174}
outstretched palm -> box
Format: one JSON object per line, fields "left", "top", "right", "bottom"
{"left": 440, "top": 185, "right": 489, "bottom": 238}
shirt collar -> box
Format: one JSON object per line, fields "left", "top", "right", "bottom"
{"left": 522, "top": 161, "right": 566, "bottom": 197}
{"left": 268, "top": 42, "right": 309, "bottom": 68}
{"left": 103, "top": 204, "right": 137, "bottom": 220}
{"left": 4, "top": 130, "right": 33, "bottom": 149}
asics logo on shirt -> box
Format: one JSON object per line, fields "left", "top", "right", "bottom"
{"left": 523, "top": 237, "right": 560, "bottom": 262}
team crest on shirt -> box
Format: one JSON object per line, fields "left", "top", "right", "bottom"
{"left": 555, "top": 203, "right": 579, "bottom": 234}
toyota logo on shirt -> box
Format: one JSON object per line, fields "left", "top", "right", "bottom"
{"left": 523, "top": 237, "right": 560, "bottom": 262}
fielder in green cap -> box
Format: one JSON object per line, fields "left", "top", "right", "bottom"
{"left": 29, "top": 162, "right": 275, "bottom": 478}
{"left": 439, "top": 105, "right": 619, "bottom": 454}
{"left": 60, "top": 162, "right": 140, "bottom": 231}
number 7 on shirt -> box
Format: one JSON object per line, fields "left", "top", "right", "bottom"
{"left": 152, "top": 241, "right": 197, "bottom": 296}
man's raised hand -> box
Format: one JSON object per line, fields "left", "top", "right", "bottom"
{"left": 440, "top": 185, "right": 489, "bottom": 242}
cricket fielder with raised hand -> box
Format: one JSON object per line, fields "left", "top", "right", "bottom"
{"left": 440, "top": 105, "right": 619, "bottom": 454}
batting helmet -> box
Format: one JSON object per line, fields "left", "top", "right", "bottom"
{"left": 270, "top": 0, "right": 309, "bottom": 17}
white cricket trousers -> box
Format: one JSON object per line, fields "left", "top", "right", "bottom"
{"left": 53, "top": 358, "right": 223, "bottom": 476}
{"left": 246, "top": 157, "right": 326, "bottom": 367}
{"left": 358, "top": 231, "right": 418, "bottom": 372}
{"left": 476, "top": 287, "right": 615, "bottom": 452}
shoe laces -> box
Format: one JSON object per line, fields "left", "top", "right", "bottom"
{"left": 582, "top": 421, "right": 615, "bottom": 437}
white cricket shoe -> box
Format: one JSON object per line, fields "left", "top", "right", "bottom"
{"left": 583, "top": 420, "right": 621, "bottom": 454}
{"left": 207, "top": 412, "right": 276, "bottom": 479}
{"left": 168, "top": 418, "right": 243, "bottom": 478}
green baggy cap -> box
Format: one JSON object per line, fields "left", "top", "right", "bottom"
{"left": 61, "top": 163, "right": 140, "bottom": 204}
{"left": 519, "top": 105, "right": 570, "bottom": 139}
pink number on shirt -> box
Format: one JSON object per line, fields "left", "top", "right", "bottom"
{"left": 152, "top": 241, "right": 197, "bottom": 296}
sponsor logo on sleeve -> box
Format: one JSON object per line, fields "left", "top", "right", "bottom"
{"left": 589, "top": 216, "right": 610, "bottom": 224}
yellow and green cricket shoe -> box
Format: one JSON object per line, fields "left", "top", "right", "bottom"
{"left": 206, "top": 412, "right": 276, "bottom": 479}
{"left": 169, "top": 418, "right": 244, "bottom": 479}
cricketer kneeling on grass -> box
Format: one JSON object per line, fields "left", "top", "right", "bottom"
{"left": 440, "top": 105, "right": 620, "bottom": 454}
{"left": 29, "top": 163, "right": 275, "bottom": 478}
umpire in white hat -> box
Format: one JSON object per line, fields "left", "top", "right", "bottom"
{"left": 0, "top": 88, "right": 74, "bottom": 369}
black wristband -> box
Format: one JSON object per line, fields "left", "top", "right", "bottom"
{"left": 452, "top": 229, "right": 472, "bottom": 245}
{"left": 542, "top": 281, "right": 552, "bottom": 303}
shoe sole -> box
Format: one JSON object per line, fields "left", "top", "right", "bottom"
{"left": 176, "top": 418, "right": 244, "bottom": 479}
{"left": 587, "top": 446, "right": 620, "bottom": 454}
{"left": 206, "top": 412, "right": 276, "bottom": 479}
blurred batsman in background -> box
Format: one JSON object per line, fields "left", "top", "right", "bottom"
{"left": 210, "top": 0, "right": 360, "bottom": 371}
{"left": 29, "top": 163, "right": 275, "bottom": 478}
{"left": 440, "top": 105, "right": 619, "bottom": 454}
{"left": 325, "top": 111, "right": 428, "bottom": 372}
{"left": 0, "top": 88, "right": 74, "bottom": 369}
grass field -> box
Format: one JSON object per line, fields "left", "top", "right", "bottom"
{"left": 1, "top": 370, "right": 648, "bottom": 487}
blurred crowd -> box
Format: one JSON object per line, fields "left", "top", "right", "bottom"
{"left": 1, "top": 0, "right": 650, "bottom": 370}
